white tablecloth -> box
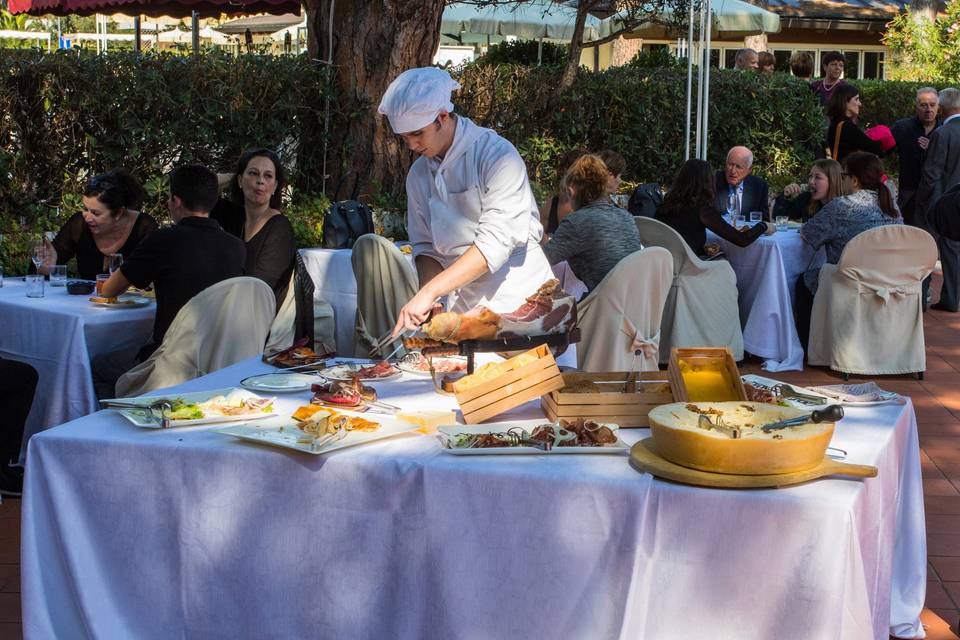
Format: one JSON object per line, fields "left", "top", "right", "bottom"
{"left": 299, "top": 247, "right": 584, "bottom": 366}
{"left": 708, "top": 229, "right": 824, "bottom": 371}
{"left": 0, "top": 280, "right": 154, "bottom": 463}
{"left": 22, "top": 356, "right": 925, "bottom": 639}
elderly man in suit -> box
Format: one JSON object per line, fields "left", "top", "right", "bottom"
{"left": 918, "top": 87, "right": 960, "bottom": 311}
{"left": 714, "top": 146, "right": 770, "bottom": 221}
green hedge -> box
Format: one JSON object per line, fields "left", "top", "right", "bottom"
{"left": 0, "top": 49, "right": 946, "bottom": 273}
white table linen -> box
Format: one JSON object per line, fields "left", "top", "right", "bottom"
{"left": 708, "top": 229, "right": 823, "bottom": 371}
{"left": 0, "top": 280, "right": 154, "bottom": 462}
{"left": 299, "top": 247, "right": 583, "bottom": 366}
{"left": 22, "top": 355, "right": 925, "bottom": 639}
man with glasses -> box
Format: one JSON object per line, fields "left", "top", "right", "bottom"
{"left": 891, "top": 87, "right": 941, "bottom": 227}
{"left": 714, "top": 146, "right": 770, "bottom": 221}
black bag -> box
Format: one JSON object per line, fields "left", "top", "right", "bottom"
{"left": 628, "top": 183, "right": 664, "bottom": 218}
{"left": 322, "top": 200, "right": 375, "bottom": 249}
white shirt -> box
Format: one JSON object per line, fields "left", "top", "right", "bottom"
{"left": 405, "top": 116, "right": 555, "bottom": 312}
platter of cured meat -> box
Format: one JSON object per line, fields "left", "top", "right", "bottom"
{"left": 396, "top": 352, "right": 468, "bottom": 376}
{"left": 437, "top": 418, "right": 628, "bottom": 455}
{"left": 319, "top": 360, "right": 402, "bottom": 382}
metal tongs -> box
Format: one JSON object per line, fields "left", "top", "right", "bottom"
{"left": 760, "top": 405, "right": 844, "bottom": 433}
{"left": 99, "top": 399, "right": 173, "bottom": 428}
{"left": 774, "top": 384, "right": 827, "bottom": 406}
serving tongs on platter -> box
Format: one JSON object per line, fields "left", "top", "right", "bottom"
{"left": 99, "top": 399, "right": 173, "bottom": 428}
{"left": 773, "top": 384, "right": 828, "bottom": 406}
{"left": 456, "top": 426, "right": 552, "bottom": 451}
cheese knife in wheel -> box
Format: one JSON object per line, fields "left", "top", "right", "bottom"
{"left": 760, "top": 405, "right": 844, "bottom": 434}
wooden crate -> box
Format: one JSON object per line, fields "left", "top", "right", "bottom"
{"left": 667, "top": 347, "right": 746, "bottom": 402}
{"left": 455, "top": 345, "right": 565, "bottom": 424}
{"left": 541, "top": 371, "right": 674, "bottom": 428}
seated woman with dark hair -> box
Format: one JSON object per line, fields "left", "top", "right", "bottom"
{"left": 37, "top": 169, "right": 158, "bottom": 280}
{"left": 772, "top": 159, "right": 846, "bottom": 222}
{"left": 655, "top": 159, "right": 774, "bottom": 257}
{"left": 794, "top": 151, "right": 902, "bottom": 349}
{"left": 542, "top": 154, "right": 642, "bottom": 293}
{"left": 211, "top": 148, "right": 296, "bottom": 306}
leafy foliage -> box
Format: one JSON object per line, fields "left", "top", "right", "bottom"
{"left": 884, "top": 2, "right": 960, "bottom": 81}
{"left": 476, "top": 39, "right": 569, "bottom": 66}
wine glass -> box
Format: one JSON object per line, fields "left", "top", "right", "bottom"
{"left": 31, "top": 238, "right": 45, "bottom": 272}
{"left": 107, "top": 253, "right": 123, "bottom": 274}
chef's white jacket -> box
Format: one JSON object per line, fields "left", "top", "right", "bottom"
{"left": 406, "top": 116, "right": 555, "bottom": 313}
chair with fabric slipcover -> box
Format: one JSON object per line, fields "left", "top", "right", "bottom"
{"left": 115, "top": 277, "right": 276, "bottom": 397}
{"left": 576, "top": 247, "right": 674, "bottom": 372}
{"left": 806, "top": 225, "right": 937, "bottom": 378}
{"left": 634, "top": 217, "right": 744, "bottom": 363}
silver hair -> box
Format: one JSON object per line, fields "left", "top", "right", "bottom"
{"left": 735, "top": 48, "right": 757, "bottom": 65}
{"left": 916, "top": 87, "right": 939, "bottom": 101}
{"left": 940, "top": 88, "right": 960, "bottom": 112}
{"left": 727, "top": 146, "right": 754, "bottom": 168}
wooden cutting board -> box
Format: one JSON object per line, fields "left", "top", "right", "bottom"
{"left": 629, "top": 438, "right": 877, "bottom": 489}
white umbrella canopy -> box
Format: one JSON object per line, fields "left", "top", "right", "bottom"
{"left": 158, "top": 26, "right": 231, "bottom": 44}
{"left": 598, "top": 0, "right": 780, "bottom": 38}
{"left": 441, "top": 1, "right": 602, "bottom": 41}
{"left": 269, "top": 17, "right": 306, "bottom": 42}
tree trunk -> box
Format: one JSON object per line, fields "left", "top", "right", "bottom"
{"left": 559, "top": 5, "right": 589, "bottom": 89}
{"left": 304, "top": 0, "right": 445, "bottom": 202}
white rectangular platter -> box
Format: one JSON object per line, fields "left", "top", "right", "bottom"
{"left": 104, "top": 387, "right": 277, "bottom": 429}
{"left": 216, "top": 415, "right": 421, "bottom": 455}
{"left": 437, "top": 421, "right": 628, "bottom": 455}
{"left": 741, "top": 374, "right": 902, "bottom": 407}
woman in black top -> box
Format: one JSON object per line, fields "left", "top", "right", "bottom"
{"left": 655, "top": 159, "right": 774, "bottom": 257}
{"left": 211, "top": 148, "right": 296, "bottom": 306}
{"left": 37, "top": 169, "right": 158, "bottom": 280}
{"left": 825, "top": 84, "right": 883, "bottom": 163}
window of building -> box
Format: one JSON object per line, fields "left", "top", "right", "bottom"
{"left": 773, "top": 50, "right": 792, "bottom": 73}
{"left": 710, "top": 49, "right": 720, "bottom": 68}
{"left": 724, "top": 49, "right": 738, "bottom": 69}
{"left": 842, "top": 50, "right": 860, "bottom": 80}
{"left": 863, "top": 51, "right": 884, "bottom": 79}
{"left": 642, "top": 43, "right": 669, "bottom": 54}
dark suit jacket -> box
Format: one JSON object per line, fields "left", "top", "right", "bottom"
{"left": 929, "top": 182, "right": 960, "bottom": 242}
{"left": 917, "top": 117, "right": 960, "bottom": 225}
{"left": 714, "top": 172, "right": 770, "bottom": 221}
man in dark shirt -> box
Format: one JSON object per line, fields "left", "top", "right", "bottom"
{"left": 891, "top": 87, "right": 941, "bottom": 227}
{"left": 92, "top": 165, "right": 246, "bottom": 397}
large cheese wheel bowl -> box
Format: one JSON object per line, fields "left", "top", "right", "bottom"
{"left": 647, "top": 402, "right": 835, "bottom": 475}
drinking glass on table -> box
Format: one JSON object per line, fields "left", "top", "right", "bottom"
{"left": 749, "top": 211, "right": 763, "bottom": 225}
{"left": 776, "top": 215, "right": 789, "bottom": 231}
{"left": 25, "top": 274, "right": 44, "bottom": 298}
{"left": 96, "top": 273, "right": 109, "bottom": 296}
{"left": 107, "top": 253, "right": 123, "bottom": 274}
{"left": 31, "top": 238, "right": 45, "bottom": 272}
{"left": 50, "top": 265, "right": 67, "bottom": 286}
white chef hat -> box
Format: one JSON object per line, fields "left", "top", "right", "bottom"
{"left": 378, "top": 67, "right": 461, "bottom": 134}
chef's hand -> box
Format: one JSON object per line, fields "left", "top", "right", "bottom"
{"left": 918, "top": 136, "right": 930, "bottom": 150}
{"left": 391, "top": 289, "right": 442, "bottom": 339}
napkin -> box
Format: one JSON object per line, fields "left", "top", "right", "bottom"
{"left": 805, "top": 382, "right": 904, "bottom": 404}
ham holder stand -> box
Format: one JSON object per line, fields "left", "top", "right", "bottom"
{"left": 422, "top": 328, "right": 581, "bottom": 374}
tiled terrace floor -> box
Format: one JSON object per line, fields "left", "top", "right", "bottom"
{"left": 2, "top": 283, "right": 960, "bottom": 639}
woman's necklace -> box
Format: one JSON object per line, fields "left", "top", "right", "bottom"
{"left": 822, "top": 77, "right": 840, "bottom": 91}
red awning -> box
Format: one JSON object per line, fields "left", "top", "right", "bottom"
{"left": 8, "top": 0, "right": 301, "bottom": 18}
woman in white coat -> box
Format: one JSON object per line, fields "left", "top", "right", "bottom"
{"left": 354, "top": 67, "right": 555, "bottom": 351}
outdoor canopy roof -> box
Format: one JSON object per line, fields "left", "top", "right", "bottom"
{"left": 441, "top": 0, "right": 603, "bottom": 42}
{"left": 598, "top": 0, "right": 781, "bottom": 39}
{"left": 8, "top": 0, "right": 300, "bottom": 19}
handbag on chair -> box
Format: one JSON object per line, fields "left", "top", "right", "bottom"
{"left": 322, "top": 200, "right": 375, "bottom": 249}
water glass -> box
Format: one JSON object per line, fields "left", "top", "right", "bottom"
{"left": 25, "top": 274, "right": 44, "bottom": 298}
{"left": 96, "top": 273, "right": 109, "bottom": 296}
{"left": 776, "top": 215, "right": 789, "bottom": 231}
{"left": 50, "top": 265, "right": 68, "bottom": 286}
{"left": 729, "top": 213, "right": 742, "bottom": 229}
{"left": 726, "top": 192, "right": 738, "bottom": 217}
{"left": 107, "top": 253, "right": 123, "bottom": 274}
{"left": 749, "top": 211, "right": 763, "bottom": 224}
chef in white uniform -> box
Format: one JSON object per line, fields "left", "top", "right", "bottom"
{"left": 379, "top": 67, "right": 555, "bottom": 337}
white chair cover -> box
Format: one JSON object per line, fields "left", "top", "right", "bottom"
{"left": 576, "top": 248, "right": 673, "bottom": 372}
{"left": 264, "top": 271, "right": 297, "bottom": 356}
{"left": 635, "top": 217, "right": 744, "bottom": 363}
{"left": 807, "top": 225, "right": 937, "bottom": 375}
{"left": 116, "top": 277, "right": 276, "bottom": 397}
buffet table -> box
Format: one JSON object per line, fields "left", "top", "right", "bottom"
{"left": 709, "top": 228, "right": 824, "bottom": 371}
{"left": 0, "top": 279, "right": 154, "bottom": 463}
{"left": 22, "top": 356, "right": 925, "bottom": 639}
